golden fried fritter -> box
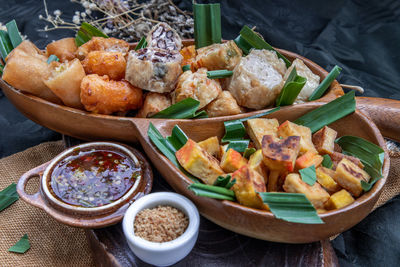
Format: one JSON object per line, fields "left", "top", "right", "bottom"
{"left": 80, "top": 74, "right": 143, "bottom": 114}
{"left": 82, "top": 51, "right": 126, "bottom": 80}
{"left": 46, "top": 38, "right": 77, "bottom": 62}
{"left": 75, "top": 37, "right": 129, "bottom": 60}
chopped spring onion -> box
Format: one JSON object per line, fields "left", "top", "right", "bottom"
{"left": 308, "top": 65, "right": 342, "bottom": 101}
{"left": 226, "top": 140, "right": 250, "bottom": 153}
{"left": 222, "top": 120, "right": 247, "bottom": 142}
{"left": 193, "top": 3, "right": 221, "bottom": 49}
{"left": 8, "top": 234, "right": 30, "bottom": 254}
{"left": 135, "top": 36, "right": 147, "bottom": 50}
{"left": 243, "top": 147, "right": 256, "bottom": 159}
{"left": 259, "top": 192, "right": 324, "bottom": 224}
{"left": 0, "top": 183, "right": 19, "bottom": 212}
{"left": 294, "top": 91, "right": 356, "bottom": 133}
{"left": 151, "top": 98, "right": 208, "bottom": 119}
{"left": 5, "top": 20, "right": 22, "bottom": 48}
{"left": 47, "top": 55, "right": 59, "bottom": 64}
{"left": 207, "top": 70, "right": 233, "bottom": 79}
{"left": 299, "top": 165, "right": 316, "bottom": 186}
{"left": 276, "top": 67, "right": 307, "bottom": 106}
{"left": 235, "top": 25, "right": 291, "bottom": 67}
{"left": 188, "top": 183, "right": 236, "bottom": 201}
{"left": 335, "top": 135, "right": 385, "bottom": 191}
{"left": 322, "top": 155, "right": 333, "bottom": 169}
{"left": 75, "top": 22, "right": 108, "bottom": 46}
{"left": 0, "top": 30, "right": 13, "bottom": 61}
{"left": 182, "top": 64, "right": 191, "bottom": 72}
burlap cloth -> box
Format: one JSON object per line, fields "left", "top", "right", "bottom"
{"left": 0, "top": 141, "right": 399, "bottom": 266}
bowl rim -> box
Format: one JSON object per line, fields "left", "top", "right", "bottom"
{"left": 42, "top": 141, "right": 142, "bottom": 212}
{"left": 122, "top": 192, "right": 200, "bottom": 251}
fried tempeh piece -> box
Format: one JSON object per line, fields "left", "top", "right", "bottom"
{"left": 278, "top": 120, "right": 317, "bottom": 154}
{"left": 137, "top": 92, "right": 171, "bottom": 118}
{"left": 312, "top": 126, "right": 337, "bottom": 155}
{"left": 333, "top": 158, "right": 370, "bottom": 197}
{"left": 247, "top": 118, "right": 279, "bottom": 149}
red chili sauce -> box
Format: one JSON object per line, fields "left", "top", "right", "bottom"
{"left": 50, "top": 150, "right": 140, "bottom": 208}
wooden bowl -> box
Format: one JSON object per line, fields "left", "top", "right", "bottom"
{"left": 16, "top": 142, "right": 153, "bottom": 228}
{"left": 130, "top": 102, "right": 390, "bottom": 243}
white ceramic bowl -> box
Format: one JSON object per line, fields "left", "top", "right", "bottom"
{"left": 122, "top": 192, "right": 200, "bottom": 266}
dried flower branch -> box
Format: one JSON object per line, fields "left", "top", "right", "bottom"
{"left": 39, "top": 0, "right": 194, "bottom": 42}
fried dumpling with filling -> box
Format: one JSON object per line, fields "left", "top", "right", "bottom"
{"left": 205, "top": 91, "right": 242, "bottom": 117}
{"left": 80, "top": 74, "right": 143, "bottom": 114}
{"left": 43, "top": 59, "right": 85, "bottom": 109}
{"left": 46, "top": 38, "right": 77, "bottom": 62}
{"left": 146, "top": 22, "right": 182, "bottom": 51}
{"left": 195, "top": 40, "right": 242, "bottom": 71}
{"left": 228, "top": 49, "right": 286, "bottom": 109}
{"left": 125, "top": 48, "right": 182, "bottom": 93}
{"left": 82, "top": 51, "right": 126, "bottom": 80}
{"left": 75, "top": 37, "right": 129, "bottom": 60}
{"left": 6, "top": 40, "right": 47, "bottom": 62}
{"left": 172, "top": 68, "right": 221, "bottom": 109}
{"left": 137, "top": 92, "right": 171, "bottom": 118}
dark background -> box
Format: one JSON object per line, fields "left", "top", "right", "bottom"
{"left": 1, "top": 0, "right": 399, "bottom": 266}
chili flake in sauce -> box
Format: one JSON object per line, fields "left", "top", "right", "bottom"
{"left": 50, "top": 150, "right": 140, "bottom": 208}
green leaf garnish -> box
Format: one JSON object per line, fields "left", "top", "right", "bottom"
{"left": 294, "top": 91, "right": 356, "bottom": 133}
{"left": 235, "top": 25, "right": 291, "bottom": 67}
{"left": 308, "top": 65, "right": 342, "bottom": 101}
{"left": 213, "top": 174, "right": 235, "bottom": 189}
{"left": 135, "top": 37, "right": 147, "bottom": 51}
{"left": 335, "top": 135, "right": 385, "bottom": 191}
{"left": 0, "top": 183, "right": 19, "bottom": 212}
{"left": 151, "top": 98, "right": 208, "bottom": 119}
{"left": 193, "top": 3, "right": 221, "bottom": 49}
{"left": 75, "top": 22, "right": 108, "bottom": 46}
{"left": 182, "top": 64, "right": 191, "bottom": 72}
{"left": 0, "top": 64, "right": 3, "bottom": 75}
{"left": 47, "top": 55, "right": 59, "bottom": 64}
{"left": 243, "top": 148, "right": 256, "bottom": 159}
{"left": 188, "top": 183, "right": 235, "bottom": 201}
{"left": 259, "top": 192, "right": 324, "bottom": 224}
{"left": 222, "top": 120, "right": 247, "bottom": 142}
{"left": 299, "top": 165, "right": 317, "bottom": 186}
{"left": 276, "top": 67, "right": 307, "bottom": 106}
{"left": 207, "top": 70, "right": 233, "bottom": 79}
{"left": 166, "top": 125, "right": 189, "bottom": 151}
{"left": 8, "top": 234, "right": 30, "bottom": 254}
{"left": 321, "top": 154, "right": 333, "bottom": 169}
{"left": 5, "top": 20, "right": 22, "bottom": 48}
{"left": 0, "top": 30, "right": 13, "bottom": 61}
{"left": 226, "top": 140, "right": 250, "bottom": 153}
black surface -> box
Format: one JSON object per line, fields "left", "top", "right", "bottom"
{"left": 1, "top": 0, "right": 400, "bottom": 266}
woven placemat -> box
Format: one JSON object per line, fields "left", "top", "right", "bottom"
{"left": 0, "top": 140, "right": 399, "bottom": 266}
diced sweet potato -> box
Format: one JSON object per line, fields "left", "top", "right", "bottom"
{"left": 198, "top": 136, "right": 220, "bottom": 158}
{"left": 295, "top": 151, "right": 323, "bottom": 169}
{"left": 333, "top": 158, "right": 370, "bottom": 197}
{"left": 248, "top": 149, "right": 268, "bottom": 183}
{"left": 283, "top": 173, "right": 330, "bottom": 209}
{"left": 325, "top": 189, "right": 355, "bottom": 210}
{"left": 247, "top": 118, "right": 279, "bottom": 149}
{"left": 331, "top": 152, "right": 364, "bottom": 169}
{"left": 312, "top": 126, "right": 337, "bottom": 154}
{"left": 176, "top": 139, "right": 225, "bottom": 185}
{"left": 220, "top": 148, "right": 248, "bottom": 173}
{"left": 278, "top": 120, "right": 317, "bottom": 154}
{"left": 262, "top": 135, "right": 300, "bottom": 172}
{"left": 316, "top": 167, "right": 341, "bottom": 193}
{"left": 232, "top": 165, "right": 268, "bottom": 210}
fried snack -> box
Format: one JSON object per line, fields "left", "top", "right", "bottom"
{"left": 220, "top": 148, "right": 248, "bottom": 173}
{"left": 137, "top": 92, "right": 171, "bottom": 118}
{"left": 195, "top": 40, "right": 242, "bottom": 71}
{"left": 125, "top": 48, "right": 182, "bottom": 93}
{"left": 278, "top": 120, "right": 317, "bottom": 154}
{"left": 228, "top": 49, "right": 285, "bottom": 109}
{"left": 334, "top": 158, "right": 370, "bottom": 197}
{"left": 46, "top": 38, "right": 77, "bottom": 62}
{"left": 6, "top": 40, "right": 47, "bottom": 62}
{"left": 2, "top": 49, "right": 61, "bottom": 103}
{"left": 198, "top": 136, "right": 220, "bottom": 158}
{"left": 205, "top": 91, "right": 242, "bottom": 118}
{"left": 82, "top": 51, "right": 126, "bottom": 80}
{"left": 146, "top": 22, "right": 182, "bottom": 51}
{"left": 312, "top": 126, "right": 337, "bottom": 155}
{"left": 80, "top": 74, "right": 143, "bottom": 114}
{"left": 180, "top": 45, "right": 196, "bottom": 67}
{"left": 247, "top": 118, "right": 279, "bottom": 149}
{"left": 173, "top": 68, "right": 221, "bottom": 109}
{"left": 75, "top": 37, "right": 129, "bottom": 60}
{"left": 43, "top": 59, "right": 85, "bottom": 109}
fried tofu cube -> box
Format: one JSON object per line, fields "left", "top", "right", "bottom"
{"left": 262, "top": 135, "right": 300, "bottom": 172}
{"left": 325, "top": 189, "right": 355, "bottom": 210}
{"left": 232, "top": 165, "right": 268, "bottom": 210}
{"left": 247, "top": 118, "right": 279, "bottom": 149}
{"left": 198, "top": 136, "right": 220, "bottom": 158}
{"left": 248, "top": 149, "right": 268, "bottom": 183}
{"left": 278, "top": 120, "right": 317, "bottom": 154}
{"left": 316, "top": 167, "right": 341, "bottom": 193}
{"left": 283, "top": 173, "right": 330, "bottom": 209}
{"left": 176, "top": 139, "right": 225, "bottom": 185}
{"left": 331, "top": 152, "right": 364, "bottom": 169}
{"left": 312, "top": 126, "right": 337, "bottom": 154}
{"left": 220, "top": 148, "right": 248, "bottom": 173}
{"left": 334, "top": 158, "right": 370, "bottom": 197}
{"left": 295, "top": 151, "right": 324, "bottom": 169}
